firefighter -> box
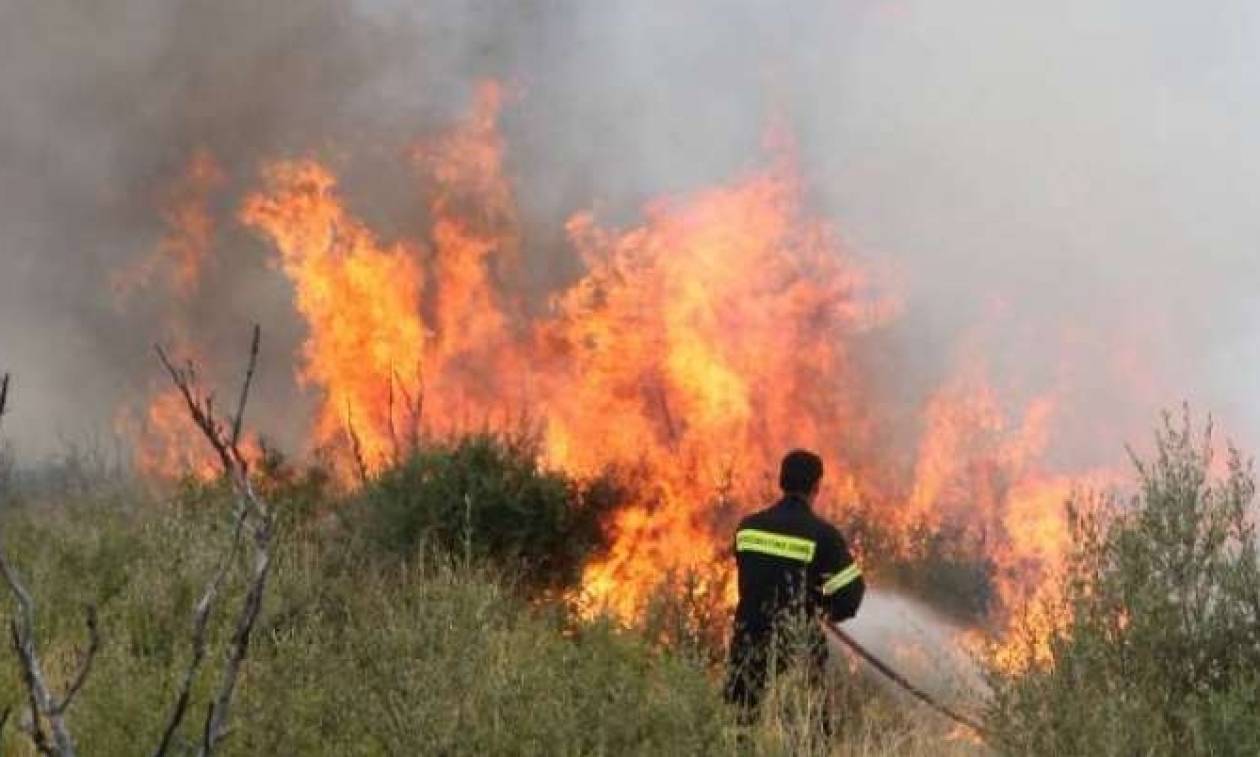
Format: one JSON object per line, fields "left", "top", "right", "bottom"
{"left": 724, "top": 449, "right": 866, "bottom": 719}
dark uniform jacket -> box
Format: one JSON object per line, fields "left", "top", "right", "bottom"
{"left": 725, "top": 494, "right": 865, "bottom": 709}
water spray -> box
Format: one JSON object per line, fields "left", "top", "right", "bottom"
{"left": 822, "top": 619, "right": 987, "bottom": 738}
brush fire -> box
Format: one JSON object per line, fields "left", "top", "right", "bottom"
{"left": 8, "top": 4, "right": 1260, "bottom": 754}
{"left": 111, "top": 82, "right": 1130, "bottom": 672}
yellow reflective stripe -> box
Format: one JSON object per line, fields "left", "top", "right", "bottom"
{"left": 822, "top": 564, "right": 862, "bottom": 595}
{"left": 736, "top": 529, "right": 816, "bottom": 562}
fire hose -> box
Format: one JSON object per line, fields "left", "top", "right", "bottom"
{"left": 821, "top": 620, "right": 988, "bottom": 738}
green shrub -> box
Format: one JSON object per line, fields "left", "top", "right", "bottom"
{"left": 355, "top": 432, "right": 620, "bottom": 593}
{"left": 984, "top": 411, "right": 1260, "bottom": 755}
{"left": 0, "top": 491, "right": 737, "bottom": 756}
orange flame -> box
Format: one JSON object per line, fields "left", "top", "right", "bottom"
{"left": 115, "top": 149, "right": 228, "bottom": 478}
{"left": 240, "top": 161, "right": 427, "bottom": 470}
{"left": 114, "top": 148, "right": 225, "bottom": 301}
{"left": 125, "top": 84, "right": 1128, "bottom": 649}
{"left": 116, "top": 380, "right": 219, "bottom": 480}
{"left": 412, "top": 81, "right": 527, "bottom": 419}
{"left": 542, "top": 154, "right": 898, "bottom": 615}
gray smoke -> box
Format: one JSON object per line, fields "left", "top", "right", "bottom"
{"left": 2, "top": 0, "right": 1258, "bottom": 463}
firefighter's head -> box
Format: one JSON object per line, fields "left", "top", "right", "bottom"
{"left": 779, "top": 449, "right": 824, "bottom": 502}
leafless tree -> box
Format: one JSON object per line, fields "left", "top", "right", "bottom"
{"left": 153, "top": 324, "right": 276, "bottom": 757}
{"left": 0, "top": 324, "right": 278, "bottom": 757}
{"left": 0, "top": 373, "right": 101, "bottom": 757}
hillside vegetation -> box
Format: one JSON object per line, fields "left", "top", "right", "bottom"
{"left": 1, "top": 412, "right": 1254, "bottom": 755}
{"left": 0, "top": 437, "right": 970, "bottom": 756}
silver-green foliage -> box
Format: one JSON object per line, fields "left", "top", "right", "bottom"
{"left": 985, "top": 411, "right": 1260, "bottom": 755}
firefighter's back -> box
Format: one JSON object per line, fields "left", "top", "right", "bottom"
{"left": 732, "top": 494, "right": 830, "bottom": 634}
{"left": 724, "top": 449, "right": 864, "bottom": 716}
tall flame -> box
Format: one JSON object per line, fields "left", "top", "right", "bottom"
{"left": 123, "top": 84, "right": 1128, "bottom": 644}
{"left": 240, "top": 161, "right": 427, "bottom": 469}
{"left": 115, "top": 149, "right": 227, "bottom": 479}
{"left": 413, "top": 81, "right": 527, "bottom": 420}
{"left": 540, "top": 153, "right": 897, "bottom": 614}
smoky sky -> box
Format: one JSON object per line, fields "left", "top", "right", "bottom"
{"left": 2, "top": 0, "right": 1258, "bottom": 465}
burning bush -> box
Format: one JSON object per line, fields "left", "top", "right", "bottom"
{"left": 355, "top": 432, "right": 622, "bottom": 594}
{"left": 984, "top": 411, "right": 1260, "bottom": 753}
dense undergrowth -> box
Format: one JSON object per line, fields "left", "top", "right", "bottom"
{"left": 0, "top": 435, "right": 969, "bottom": 756}
{"left": 5, "top": 412, "right": 1252, "bottom": 755}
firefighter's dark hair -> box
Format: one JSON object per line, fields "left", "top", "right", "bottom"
{"left": 779, "top": 449, "right": 824, "bottom": 495}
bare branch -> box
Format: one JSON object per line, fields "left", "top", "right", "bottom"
{"left": 393, "top": 364, "right": 425, "bottom": 457}
{"left": 198, "top": 537, "right": 271, "bottom": 757}
{"left": 155, "top": 336, "right": 267, "bottom": 525}
{"left": 151, "top": 511, "right": 245, "bottom": 757}
{"left": 386, "top": 369, "right": 399, "bottom": 468}
{"left": 0, "top": 375, "right": 80, "bottom": 757}
{"left": 155, "top": 347, "right": 234, "bottom": 476}
{"left": 200, "top": 701, "right": 214, "bottom": 755}
{"left": 230, "top": 325, "right": 261, "bottom": 450}
{"left": 5, "top": 580, "right": 68, "bottom": 756}
{"left": 653, "top": 382, "right": 679, "bottom": 451}
{"left": 16, "top": 628, "right": 53, "bottom": 755}
{"left": 0, "top": 372, "right": 9, "bottom": 423}
{"left": 345, "top": 403, "right": 370, "bottom": 486}
{"left": 52, "top": 606, "right": 100, "bottom": 716}
{"left": 154, "top": 326, "right": 277, "bottom": 757}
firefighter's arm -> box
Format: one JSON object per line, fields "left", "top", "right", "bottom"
{"left": 817, "top": 527, "right": 865, "bottom": 622}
